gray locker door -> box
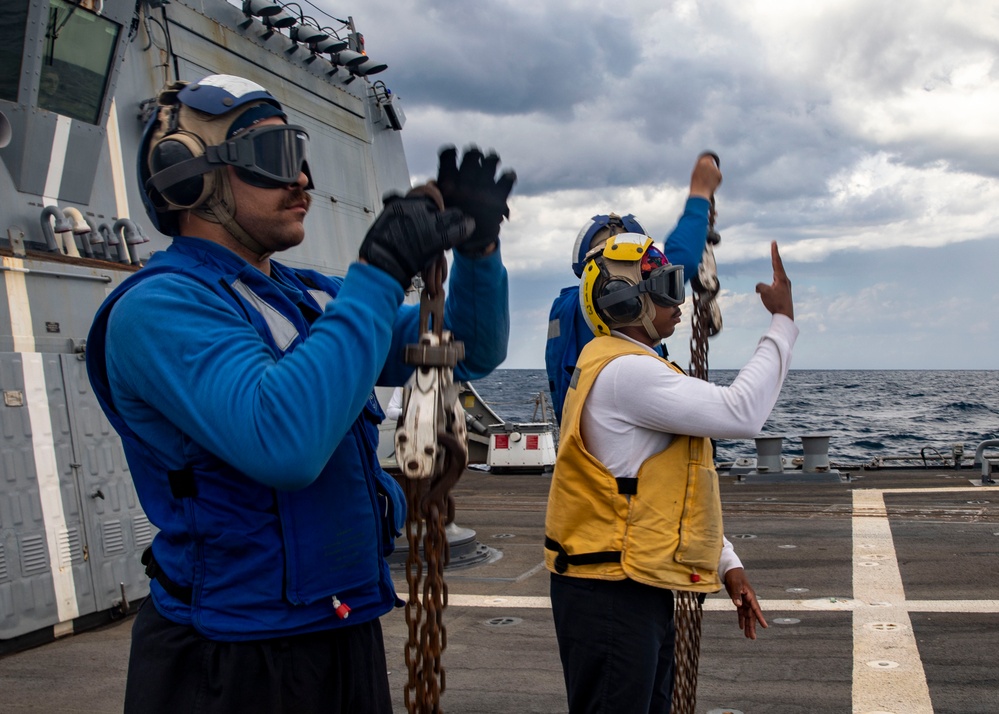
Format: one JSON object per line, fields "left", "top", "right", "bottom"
{"left": 61, "top": 354, "right": 152, "bottom": 613}
{"left": 0, "top": 352, "right": 96, "bottom": 638}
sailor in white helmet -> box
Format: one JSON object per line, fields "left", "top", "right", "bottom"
{"left": 88, "top": 74, "right": 515, "bottom": 713}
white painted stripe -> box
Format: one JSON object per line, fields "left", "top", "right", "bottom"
{"left": 852, "top": 489, "right": 933, "bottom": 714}
{"left": 105, "top": 98, "right": 131, "bottom": 218}
{"left": 449, "top": 594, "right": 551, "bottom": 609}
{"left": 443, "top": 594, "right": 999, "bottom": 613}
{"left": 904, "top": 600, "right": 999, "bottom": 613}
{"left": 873, "top": 486, "right": 994, "bottom": 494}
{"left": 22, "top": 353, "right": 79, "bottom": 623}
{"left": 3, "top": 256, "right": 35, "bottom": 353}
{"left": 43, "top": 115, "right": 72, "bottom": 203}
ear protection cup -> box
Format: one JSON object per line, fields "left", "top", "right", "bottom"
{"left": 148, "top": 131, "right": 216, "bottom": 209}
{"left": 598, "top": 278, "right": 643, "bottom": 323}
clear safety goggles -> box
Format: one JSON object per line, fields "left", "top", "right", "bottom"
{"left": 206, "top": 123, "right": 313, "bottom": 189}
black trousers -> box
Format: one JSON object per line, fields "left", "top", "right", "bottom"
{"left": 124, "top": 599, "right": 394, "bottom": 714}
{"left": 550, "top": 574, "right": 675, "bottom": 714}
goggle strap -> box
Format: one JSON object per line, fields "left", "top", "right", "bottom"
{"left": 146, "top": 154, "right": 214, "bottom": 194}
{"left": 149, "top": 127, "right": 309, "bottom": 193}
{"left": 595, "top": 283, "right": 642, "bottom": 310}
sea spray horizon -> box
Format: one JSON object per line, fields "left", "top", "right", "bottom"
{"left": 470, "top": 369, "right": 999, "bottom": 466}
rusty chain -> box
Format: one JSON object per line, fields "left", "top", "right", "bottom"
{"left": 671, "top": 590, "right": 704, "bottom": 714}
{"left": 397, "top": 256, "right": 468, "bottom": 713}
{"left": 673, "top": 193, "right": 722, "bottom": 714}
{"left": 688, "top": 195, "right": 722, "bottom": 383}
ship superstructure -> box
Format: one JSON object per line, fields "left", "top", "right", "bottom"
{"left": 0, "top": 0, "right": 410, "bottom": 649}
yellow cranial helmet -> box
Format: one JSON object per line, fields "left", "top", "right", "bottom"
{"left": 578, "top": 233, "right": 684, "bottom": 341}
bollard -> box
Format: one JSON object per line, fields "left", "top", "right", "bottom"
{"left": 801, "top": 434, "right": 831, "bottom": 473}
{"left": 754, "top": 436, "right": 784, "bottom": 473}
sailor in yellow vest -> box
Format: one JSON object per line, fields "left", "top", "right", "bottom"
{"left": 545, "top": 236, "right": 796, "bottom": 713}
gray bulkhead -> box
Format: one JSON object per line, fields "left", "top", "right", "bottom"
{"left": 0, "top": 0, "right": 411, "bottom": 646}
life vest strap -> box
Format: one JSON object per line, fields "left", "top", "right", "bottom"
{"left": 544, "top": 536, "right": 622, "bottom": 574}
{"left": 141, "top": 546, "right": 193, "bottom": 605}
{"left": 168, "top": 465, "right": 197, "bottom": 499}
{"left": 615, "top": 477, "right": 638, "bottom": 495}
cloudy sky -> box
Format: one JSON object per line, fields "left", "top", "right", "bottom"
{"left": 315, "top": 0, "right": 999, "bottom": 370}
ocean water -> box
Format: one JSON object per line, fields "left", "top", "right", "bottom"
{"left": 470, "top": 369, "right": 999, "bottom": 466}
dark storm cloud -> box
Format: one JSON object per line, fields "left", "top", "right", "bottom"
{"left": 355, "top": 1, "right": 641, "bottom": 117}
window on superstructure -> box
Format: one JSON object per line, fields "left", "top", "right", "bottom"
{"left": 0, "top": 0, "right": 29, "bottom": 103}
{"left": 40, "top": 0, "right": 120, "bottom": 124}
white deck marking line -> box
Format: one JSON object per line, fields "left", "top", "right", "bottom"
{"left": 867, "top": 485, "right": 992, "bottom": 494}
{"left": 442, "top": 595, "right": 999, "bottom": 613}
{"left": 853, "top": 488, "right": 933, "bottom": 714}
{"left": 448, "top": 594, "right": 552, "bottom": 608}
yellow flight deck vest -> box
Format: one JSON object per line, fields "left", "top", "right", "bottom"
{"left": 544, "top": 336, "right": 724, "bottom": 592}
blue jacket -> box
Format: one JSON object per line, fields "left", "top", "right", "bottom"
{"left": 87, "top": 236, "right": 508, "bottom": 640}
{"left": 545, "top": 197, "right": 710, "bottom": 422}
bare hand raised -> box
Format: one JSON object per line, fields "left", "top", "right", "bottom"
{"left": 755, "top": 241, "right": 793, "bottom": 320}
{"left": 689, "top": 152, "right": 722, "bottom": 200}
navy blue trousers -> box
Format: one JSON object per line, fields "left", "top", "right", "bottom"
{"left": 124, "top": 599, "right": 393, "bottom": 714}
{"left": 550, "top": 573, "right": 676, "bottom": 714}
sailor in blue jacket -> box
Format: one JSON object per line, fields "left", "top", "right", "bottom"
{"left": 545, "top": 154, "right": 722, "bottom": 422}
{"left": 87, "top": 74, "right": 514, "bottom": 713}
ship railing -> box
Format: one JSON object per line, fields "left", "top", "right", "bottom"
{"left": 864, "top": 444, "right": 973, "bottom": 471}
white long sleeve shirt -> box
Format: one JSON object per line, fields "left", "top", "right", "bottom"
{"left": 580, "top": 313, "right": 799, "bottom": 576}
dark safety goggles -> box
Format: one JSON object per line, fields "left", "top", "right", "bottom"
{"left": 205, "top": 123, "right": 314, "bottom": 189}
{"left": 644, "top": 263, "right": 685, "bottom": 306}
{"left": 597, "top": 263, "right": 685, "bottom": 311}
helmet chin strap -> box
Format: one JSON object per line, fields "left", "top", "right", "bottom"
{"left": 206, "top": 197, "right": 274, "bottom": 263}
{"left": 641, "top": 310, "right": 661, "bottom": 343}
{"left": 192, "top": 170, "right": 274, "bottom": 262}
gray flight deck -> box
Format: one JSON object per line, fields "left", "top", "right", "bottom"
{"left": 1, "top": 467, "right": 997, "bottom": 713}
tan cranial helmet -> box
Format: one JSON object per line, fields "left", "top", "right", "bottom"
{"left": 579, "top": 234, "right": 685, "bottom": 341}
{"left": 139, "top": 74, "right": 313, "bottom": 256}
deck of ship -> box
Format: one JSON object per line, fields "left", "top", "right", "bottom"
{"left": 2, "top": 465, "right": 998, "bottom": 713}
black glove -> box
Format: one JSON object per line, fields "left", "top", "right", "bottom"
{"left": 359, "top": 196, "right": 473, "bottom": 287}
{"left": 436, "top": 146, "right": 517, "bottom": 256}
